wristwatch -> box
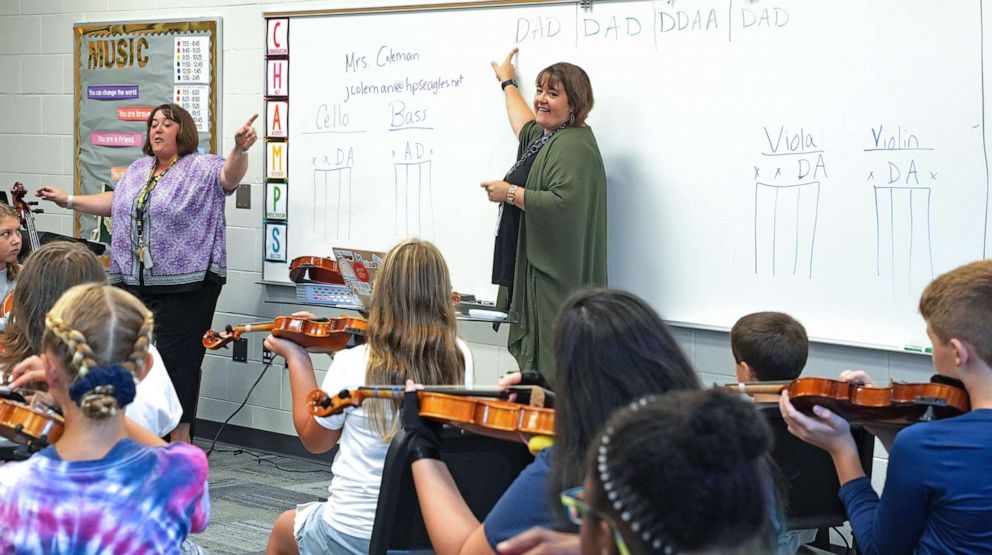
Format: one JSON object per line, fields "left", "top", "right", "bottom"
{"left": 505, "top": 185, "right": 518, "bottom": 204}
{"left": 501, "top": 79, "right": 516, "bottom": 91}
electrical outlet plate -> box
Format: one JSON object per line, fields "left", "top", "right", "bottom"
{"left": 235, "top": 183, "right": 251, "bottom": 209}
{"left": 232, "top": 337, "right": 248, "bottom": 363}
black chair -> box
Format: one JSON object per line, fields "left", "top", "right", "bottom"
{"left": 21, "top": 231, "right": 106, "bottom": 259}
{"left": 369, "top": 427, "right": 535, "bottom": 555}
{"left": 758, "top": 403, "right": 875, "bottom": 532}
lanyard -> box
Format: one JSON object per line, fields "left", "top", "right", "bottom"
{"left": 496, "top": 122, "right": 569, "bottom": 235}
{"left": 136, "top": 155, "right": 179, "bottom": 236}
{"left": 134, "top": 155, "right": 179, "bottom": 270}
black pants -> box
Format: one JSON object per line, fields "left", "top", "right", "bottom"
{"left": 127, "top": 281, "right": 222, "bottom": 437}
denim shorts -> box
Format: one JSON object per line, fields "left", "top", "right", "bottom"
{"left": 294, "top": 501, "right": 371, "bottom": 555}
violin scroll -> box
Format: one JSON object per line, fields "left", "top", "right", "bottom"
{"left": 202, "top": 324, "right": 240, "bottom": 350}
{"left": 307, "top": 388, "right": 368, "bottom": 417}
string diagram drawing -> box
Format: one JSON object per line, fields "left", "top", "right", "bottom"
{"left": 393, "top": 157, "right": 435, "bottom": 239}
{"left": 871, "top": 167, "right": 934, "bottom": 296}
{"left": 754, "top": 180, "right": 821, "bottom": 278}
{"left": 312, "top": 158, "right": 353, "bottom": 241}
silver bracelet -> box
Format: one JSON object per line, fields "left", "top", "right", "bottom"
{"left": 238, "top": 148, "right": 249, "bottom": 156}
{"left": 66, "top": 194, "right": 74, "bottom": 209}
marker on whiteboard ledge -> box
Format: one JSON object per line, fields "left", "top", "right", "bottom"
{"left": 468, "top": 308, "right": 508, "bottom": 321}
{"left": 903, "top": 344, "right": 933, "bottom": 354}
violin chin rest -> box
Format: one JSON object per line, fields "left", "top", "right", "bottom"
{"left": 0, "top": 386, "right": 26, "bottom": 404}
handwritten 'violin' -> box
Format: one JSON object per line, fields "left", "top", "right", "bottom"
{"left": 202, "top": 316, "right": 366, "bottom": 354}
{"left": 307, "top": 386, "right": 555, "bottom": 444}
{"left": 724, "top": 376, "right": 970, "bottom": 424}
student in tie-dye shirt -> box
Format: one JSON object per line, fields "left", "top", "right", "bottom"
{"left": 0, "top": 283, "right": 209, "bottom": 554}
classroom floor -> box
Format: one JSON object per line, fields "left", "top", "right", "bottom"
{"left": 191, "top": 439, "right": 333, "bottom": 554}
{"left": 188, "top": 439, "right": 845, "bottom": 554}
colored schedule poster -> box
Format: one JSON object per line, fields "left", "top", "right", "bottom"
{"left": 74, "top": 20, "right": 220, "bottom": 240}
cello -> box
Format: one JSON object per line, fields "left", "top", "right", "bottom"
{"left": 723, "top": 376, "right": 970, "bottom": 425}
{"left": 202, "top": 315, "right": 367, "bottom": 354}
{"left": 307, "top": 386, "right": 555, "bottom": 446}
{"left": 10, "top": 182, "right": 40, "bottom": 255}
{"left": 0, "top": 182, "right": 38, "bottom": 328}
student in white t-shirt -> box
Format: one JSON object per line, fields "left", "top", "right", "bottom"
{"left": 264, "top": 238, "right": 474, "bottom": 555}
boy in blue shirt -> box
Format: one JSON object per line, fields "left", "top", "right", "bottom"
{"left": 780, "top": 260, "right": 992, "bottom": 554}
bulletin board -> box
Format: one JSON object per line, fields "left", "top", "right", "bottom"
{"left": 73, "top": 18, "right": 222, "bottom": 241}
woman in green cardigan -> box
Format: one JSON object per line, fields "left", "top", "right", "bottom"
{"left": 482, "top": 48, "right": 608, "bottom": 380}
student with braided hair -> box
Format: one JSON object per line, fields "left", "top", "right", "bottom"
{"left": 564, "top": 390, "right": 776, "bottom": 555}
{"left": 0, "top": 283, "right": 209, "bottom": 553}
{"left": 2, "top": 241, "right": 182, "bottom": 437}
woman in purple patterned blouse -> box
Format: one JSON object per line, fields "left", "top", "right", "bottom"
{"left": 37, "top": 103, "right": 257, "bottom": 443}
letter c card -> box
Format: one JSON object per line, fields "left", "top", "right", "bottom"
{"left": 267, "top": 18, "right": 288, "bottom": 56}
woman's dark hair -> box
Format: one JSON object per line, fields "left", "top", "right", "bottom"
{"left": 586, "top": 390, "right": 776, "bottom": 553}
{"left": 142, "top": 103, "right": 199, "bottom": 157}
{"left": 0, "top": 241, "right": 106, "bottom": 378}
{"left": 536, "top": 62, "right": 594, "bottom": 127}
{"left": 548, "top": 288, "right": 701, "bottom": 524}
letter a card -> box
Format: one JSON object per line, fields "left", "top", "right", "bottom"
{"left": 266, "top": 100, "right": 288, "bottom": 138}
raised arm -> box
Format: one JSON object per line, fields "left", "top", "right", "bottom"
{"left": 492, "top": 48, "right": 535, "bottom": 138}
{"left": 220, "top": 113, "right": 258, "bottom": 192}
{"left": 36, "top": 188, "right": 113, "bottom": 217}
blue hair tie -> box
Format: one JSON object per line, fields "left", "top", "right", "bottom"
{"left": 68, "top": 364, "right": 137, "bottom": 408}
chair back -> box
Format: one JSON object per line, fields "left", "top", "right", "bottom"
{"left": 758, "top": 403, "right": 875, "bottom": 530}
{"left": 369, "top": 427, "right": 535, "bottom": 554}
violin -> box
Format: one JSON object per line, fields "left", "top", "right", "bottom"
{"left": 202, "top": 315, "right": 367, "bottom": 354}
{"left": 289, "top": 256, "right": 345, "bottom": 285}
{"left": 724, "top": 376, "right": 970, "bottom": 424}
{"left": 0, "top": 397, "right": 64, "bottom": 451}
{"left": 307, "top": 386, "right": 555, "bottom": 444}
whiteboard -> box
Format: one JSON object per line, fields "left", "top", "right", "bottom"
{"left": 266, "top": 0, "right": 992, "bottom": 351}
